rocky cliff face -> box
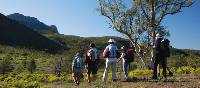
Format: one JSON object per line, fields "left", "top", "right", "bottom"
{"left": 7, "top": 13, "right": 58, "bottom": 33}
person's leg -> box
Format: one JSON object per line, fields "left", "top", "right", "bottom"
{"left": 111, "top": 61, "right": 117, "bottom": 81}
{"left": 87, "top": 73, "right": 91, "bottom": 83}
{"left": 152, "top": 59, "right": 159, "bottom": 79}
{"left": 102, "top": 60, "right": 110, "bottom": 81}
{"left": 122, "top": 62, "right": 126, "bottom": 79}
{"left": 72, "top": 73, "right": 76, "bottom": 83}
{"left": 161, "top": 58, "right": 167, "bottom": 79}
{"left": 76, "top": 74, "right": 80, "bottom": 85}
{"left": 157, "top": 64, "right": 160, "bottom": 78}
{"left": 92, "top": 74, "right": 97, "bottom": 81}
{"left": 74, "top": 73, "right": 78, "bottom": 84}
{"left": 126, "top": 63, "right": 129, "bottom": 79}
{"left": 92, "top": 64, "right": 98, "bottom": 81}
{"left": 123, "top": 62, "right": 128, "bottom": 80}
{"left": 87, "top": 63, "right": 92, "bottom": 83}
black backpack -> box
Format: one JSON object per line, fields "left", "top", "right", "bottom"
{"left": 161, "top": 39, "right": 170, "bottom": 57}
{"left": 126, "top": 48, "right": 135, "bottom": 63}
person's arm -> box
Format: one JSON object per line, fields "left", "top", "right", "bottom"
{"left": 72, "top": 59, "right": 75, "bottom": 72}
{"left": 117, "top": 53, "right": 124, "bottom": 62}
{"left": 80, "top": 57, "right": 83, "bottom": 72}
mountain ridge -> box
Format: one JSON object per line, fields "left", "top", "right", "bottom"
{"left": 7, "top": 13, "right": 58, "bottom": 33}
{"left": 0, "top": 13, "right": 64, "bottom": 53}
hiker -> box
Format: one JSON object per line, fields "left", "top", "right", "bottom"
{"left": 118, "top": 46, "right": 129, "bottom": 81}
{"left": 118, "top": 45, "right": 135, "bottom": 81}
{"left": 85, "top": 43, "right": 99, "bottom": 83}
{"left": 72, "top": 53, "right": 83, "bottom": 85}
{"left": 102, "top": 39, "right": 119, "bottom": 82}
{"left": 152, "top": 34, "right": 167, "bottom": 80}
{"left": 157, "top": 38, "right": 172, "bottom": 77}
{"left": 127, "top": 44, "right": 135, "bottom": 63}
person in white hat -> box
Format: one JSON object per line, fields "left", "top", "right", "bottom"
{"left": 152, "top": 33, "right": 167, "bottom": 81}
{"left": 118, "top": 46, "right": 129, "bottom": 81}
{"left": 102, "top": 39, "right": 119, "bottom": 82}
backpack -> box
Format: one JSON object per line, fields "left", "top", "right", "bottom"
{"left": 85, "top": 48, "right": 98, "bottom": 63}
{"left": 103, "top": 47, "right": 120, "bottom": 58}
{"left": 85, "top": 52, "right": 90, "bottom": 64}
{"left": 160, "top": 39, "right": 170, "bottom": 57}
{"left": 103, "top": 50, "right": 109, "bottom": 58}
{"left": 126, "top": 48, "right": 135, "bottom": 63}
{"left": 73, "top": 56, "right": 82, "bottom": 68}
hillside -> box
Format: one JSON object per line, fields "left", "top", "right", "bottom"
{"left": 0, "top": 14, "right": 199, "bottom": 73}
{"left": 0, "top": 13, "right": 64, "bottom": 53}
{"left": 7, "top": 13, "right": 58, "bottom": 33}
{"left": 0, "top": 28, "right": 199, "bottom": 88}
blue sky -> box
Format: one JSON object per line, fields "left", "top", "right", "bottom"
{"left": 0, "top": 0, "right": 199, "bottom": 50}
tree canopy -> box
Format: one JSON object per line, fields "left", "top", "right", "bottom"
{"left": 97, "top": 0, "right": 193, "bottom": 67}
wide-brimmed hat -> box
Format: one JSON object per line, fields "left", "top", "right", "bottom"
{"left": 108, "top": 39, "right": 115, "bottom": 43}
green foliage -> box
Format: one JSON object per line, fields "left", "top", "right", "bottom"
{"left": 0, "top": 73, "right": 66, "bottom": 88}
{"left": 0, "top": 56, "right": 13, "bottom": 75}
{"left": 28, "top": 59, "right": 37, "bottom": 74}
{"left": 176, "top": 66, "right": 195, "bottom": 74}
{"left": 47, "top": 74, "right": 65, "bottom": 83}
{"left": 129, "top": 69, "right": 152, "bottom": 77}
{"left": 194, "top": 68, "right": 200, "bottom": 73}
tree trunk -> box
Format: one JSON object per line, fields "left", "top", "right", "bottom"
{"left": 151, "top": 0, "right": 156, "bottom": 64}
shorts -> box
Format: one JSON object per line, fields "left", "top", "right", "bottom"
{"left": 86, "top": 61, "right": 98, "bottom": 75}
{"left": 72, "top": 67, "right": 82, "bottom": 77}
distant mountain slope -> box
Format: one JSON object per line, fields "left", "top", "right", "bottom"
{"left": 7, "top": 13, "right": 58, "bottom": 33}
{"left": 0, "top": 13, "right": 64, "bottom": 53}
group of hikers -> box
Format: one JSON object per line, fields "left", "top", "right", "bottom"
{"left": 71, "top": 33, "right": 171, "bottom": 85}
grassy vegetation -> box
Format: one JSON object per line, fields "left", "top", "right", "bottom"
{"left": 0, "top": 67, "right": 199, "bottom": 88}
{"left": 0, "top": 17, "right": 200, "bottom": 87}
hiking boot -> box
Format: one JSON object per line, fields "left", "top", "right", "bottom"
{"left": 152, "top": 75, "right": 158, "bottom": 80}
{"left": 123, "top": 77, "right": 128, "bottom": 81}
{"left": 112, "top": 79, "right": 117, "bottom": 82}
{"left": 169, "top": 71, "right": 173, "bottom": 76}
{"left": 87, "top": 80, "right": 91, "bottom": 83}
{"left": 76, "top": 82, "right": 80, "bottom": 85}
{"left": 162, "top": 77, "right": 167, "bottom": 82}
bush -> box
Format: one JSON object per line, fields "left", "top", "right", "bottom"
{"left": 176, "top": 66, "right": 195, "bottom": 74}
{"left": 14, "top": 80, "right": 24, "bottom": 88}
{"left": 194, "top": 68, "right": 200, "bottom": 73}
{"left": 0, "top": 56, "right": 14, "bottom": 75}
{"left": 129, "top": 69, "right": 152, "bottom": 78}
{"left": 47, "top": 74, "right": 64, "bottom": 83}
{"left": 28, "top": 59, "right": 37, "bottom": 74}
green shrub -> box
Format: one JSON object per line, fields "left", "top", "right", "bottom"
{"left": 129, "top": 69, "right": 152, "bottom": 77}
{"left": 194, "top": 68, "right": 200, "bottom": 73}
{"left": 0, "top": 56, "right": 14, "bottom": 75}
{"left": 176, "top": 66, "right": 195, "bottom": 74}
{"left": 14, "top": 80, "right": 24, "bottom": 88}
{"left": 47, "top": 74, "right": 64, "bottom": 83}
{"left": 25, "top": 81, "right": 40, "bottom": 88}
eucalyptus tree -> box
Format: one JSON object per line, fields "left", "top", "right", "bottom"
{"left": 132, "top": 0, "right": 193, "bottom": 60}
{"left": 98, "top": 0, "right": 148, "bottom": 67}
{"left": 97, "top": 0, "right": 193, "bottom": 68}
